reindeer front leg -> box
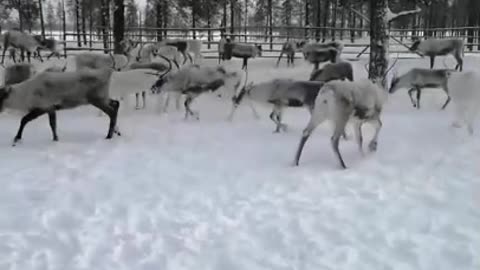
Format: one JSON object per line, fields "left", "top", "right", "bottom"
{"left": 242, "top": 57, "right": 248, "bottom": 70}
{"left": 430, "top": 56, "right": 435, "bottom": 69}
{"left": 407, "top": 88, "right": 417, "bottom": 108}
{"left": 368, "top": 118, "right": 382, "bottom": 152}
{"left": 416, "top": 87, "right": 422, "bottom": 110}
{"left": 184, "top": 93, "right": 200, "bottom": 120}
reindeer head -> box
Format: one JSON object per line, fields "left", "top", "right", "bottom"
{"left": 0, "top": 86, "right": 12, "bottom": 112}
{"left": 120, "top": 38, "right": 135, "bottom": 55}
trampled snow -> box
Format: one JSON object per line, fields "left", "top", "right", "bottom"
{"left": 0, "top": 55, "right": 479, "bottom": 270}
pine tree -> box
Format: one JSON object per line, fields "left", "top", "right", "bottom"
{"left": 113, "top": 0, "right": 125, "bottom": 54}
{"left": 125, "top": 0, "right": 138, "bottom": 30}
{"left": 46, "top": 0, "right": 57, "bottom": 34}
{"left": 369, "top": 0, "right": 389, "bottom": 86}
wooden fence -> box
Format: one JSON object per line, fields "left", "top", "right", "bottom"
{"left": 60, "top": 25, "right": 480, "bottom": 59}
{"left": 4, "top": 25, "right": 480, "bottom": 60}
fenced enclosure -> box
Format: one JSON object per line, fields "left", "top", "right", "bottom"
{"left": 4, "top": 25, "right": 480, "bottom": 60}
{"left": 57, "top": 25, "right": 480, "bottom": 59}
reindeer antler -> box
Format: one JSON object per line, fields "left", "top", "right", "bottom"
{"left": 156, "top": 54, "right": 173, "bottom": 80}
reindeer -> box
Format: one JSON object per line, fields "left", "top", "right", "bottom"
{"left": 409, "top": 39, "right": 464, "bottom": 71}
{"left": 293, "top": 57, "right": 397, "bottom": 169}
{"left": 152, "top": 65, "right": 244, "bottom": 119}
{"left": 1, "top": 30, "right": 43, "bottom": 64}
{"left": 223, "top": 42, "right": 262, "bottom": 70}
{"left": 230, "top": 77, "right": 325, "bottom": 132}
{"left": 276, "top": 40, "right": 307, "bottom": 67}
{"left": 309, "top": 61, "right": 354, "bottom": 82}
{"left": 0, "top": 68, "right": 120, "bottom": 145}
{"left": 302, "top": 41, "right": 344, "bottom": 70}
{"left": 33, "top": 35, "right": 62, "bottom": 60}
{"left": 389, "top": 68, "right": 452, "bottom": 110}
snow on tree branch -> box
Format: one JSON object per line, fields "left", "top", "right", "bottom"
{"left": 349, "top": 6, "right": 421, "bottom": 24}
{"left": 349, "top": 7, "right": 370, "bottom": 23}
{"left": 387, "top": 7, "right": 421, "bottom": 22}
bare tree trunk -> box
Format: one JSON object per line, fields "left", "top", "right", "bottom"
{"left": 156, "top": 1, "right": 162, "bottom": 41}
{"left": 38, "top": 0, "right": 46, "bottom": 39}
{"left": 305, "top": 0, "right": 310, "bottom": 39}
{"left": 268, "top": 0, "right": 272, "bottom": 49}
{"left": 75, "top": 0, "right": 81, "bottom": 47}
{"left": 113, "top": 0, "right": 125, "bottom": 54}
{"left": 369, "top": 0, "right": 389, "bottom": 87}
{"left": 101, "top": 0, "right": 109, "bottom": 53}
{"left": 315, "top": 0, "right": 321, "bottom": 41}
{"left": 322, "top": 0, "right": 329, "bottom": 42}
{"left": 244, "top": 0, "right": 247, "bottom": 42}
{"left": 192, "top": 2, "right": 196, "bottom": 39}
{"left": 331, "top": 0, "right": 337, "bottom": 41}
{"left": 340, "top": 4, "right": 345, "bottom": 40}
{"left": 82, "top": 1, "right": 87, "bottom": 45}
{"left": 358, "top": 2, "right": 364, "bottom": 37}
{"left": 62, "top": 0, "right": 67, "bottom": 57}
{"left": 89, "top": 1, "right": 93, "bottom": 48}
{"left": 349, "top": 5, "right": 354, "bottom": 42}
{"left": 207, "top": 9, "right": 212, "bottom": 48}
{"left": 230, "top": 0, "right": 235, "bottom": 35}
{"left": 162, "top": 0, "right": 168, "bottom": 37}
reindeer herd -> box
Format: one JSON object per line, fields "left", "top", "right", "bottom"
{"left": 0, "top": 28, "right": 478, "bottom": 169}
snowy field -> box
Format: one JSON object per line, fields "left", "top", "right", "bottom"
{"left": 0, "top": 55, "right": 479, "bottom": 270}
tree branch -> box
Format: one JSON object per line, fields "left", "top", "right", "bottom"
{"left": 387, "top": 7, "right": 421, "bottom": 22}
{"left": 349, "top": 7, "right": 370, "bottom": 23}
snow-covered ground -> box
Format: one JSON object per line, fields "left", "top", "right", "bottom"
{"left": 0, "top": 55, "right": 479, "bottom": 270}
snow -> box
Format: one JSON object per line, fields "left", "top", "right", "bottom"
{"left": 0, "top": 55, "right": 479, "bottom": 270}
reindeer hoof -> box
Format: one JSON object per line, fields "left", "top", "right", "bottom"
{"left": 12, "top": 138, "right": 21, "bottom": 147}
{"left": 53, "top": 137, "right": 59, "bottom": 142}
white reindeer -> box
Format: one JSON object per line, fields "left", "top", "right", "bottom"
{"left": 448, "top": 70, "right": 480, "bottom": 135}
{"left": 293, "top": 58, "right": 396, "bottom": 169}
{"left": 0, "top": 68, "right": 120, "bottom": 145}
{"left": 276, "top": 40, "right": 307, "bottom": 67}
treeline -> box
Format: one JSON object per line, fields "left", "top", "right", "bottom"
{"left": 1, "top": 0, "right": 480, "bottom": 41}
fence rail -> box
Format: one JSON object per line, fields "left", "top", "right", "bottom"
{"left": 3, "top": 25, "right": 480, "bottom": 60}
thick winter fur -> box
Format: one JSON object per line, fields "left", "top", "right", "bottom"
{"left": 109, "top": 69, "right": 162, "bottom": 110}
{"left": 75, "top": 53, "right": 120, "bottom": 71}
{"left": 302, "top": 41, "right": 344, "bottom": 69}
{"left": 223, "top": 42, "right": 262, "bottom": 70}
{"left": 230, "top": 79, "right": 325, "bottom": 132}
{"left": 309, "top": 61, "right": 354, "bottom": 82}
{"left": 33, "top": 35, "right": 61, "bottom": 60}
{"left": 276, "top": 40, "right": 307, "bottom": 67}
{"left": 294, "top": 79, "right": 386, "bottom": 169}
{"left": 0, "top": 68, "right": 120, "bottom": 144}
{"left": 120, "top": 40, "right": 159, "bottom": 63}
{"left": 3, "top": 63, "right": 36, "bottom": 85}
{"left": 154, "top": 65, "right": 243, "bottom": 119}
{"left": 1, "top": 30, "right": 43, "bottom": 64}
{"left": 409, "top": 39, "right": 464, "bottom": 71}
{"left": 448, "top": 70, "right": 480, "bottom": 135}
{"left": 389, "top": 68, "right": 451, "bottom": 109}
{"left": 218, "top": 37, "right": 228, "bottom": 63}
